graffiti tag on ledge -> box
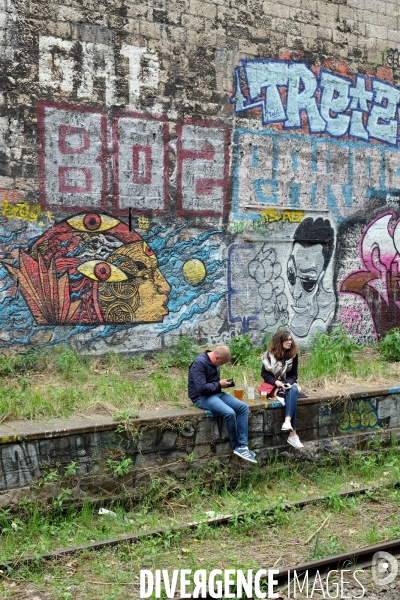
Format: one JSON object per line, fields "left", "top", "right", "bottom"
{"left": 0, "top": 190, "right": 25, "bottom": 203}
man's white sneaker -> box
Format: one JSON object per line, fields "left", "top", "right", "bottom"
{"left": 287, "top": 435, "right": 304, "bottom": 449}
{"left": 281, "top": 421, "right": 293, "bottom": 432}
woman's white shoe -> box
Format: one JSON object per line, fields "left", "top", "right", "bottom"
{"left": 287, "top": 435, "right": 304, "bottom": 449}
{"left": 281, "top": 421, "right": 293, "bottom": 432}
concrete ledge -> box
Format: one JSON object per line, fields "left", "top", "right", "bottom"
{"left": 0, "top": 383, "right": 398, "bottom": 508}
{"left": 0, "top": 382, "right": 399, "bottom": 443}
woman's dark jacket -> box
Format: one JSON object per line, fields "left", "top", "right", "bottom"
{"left": 261, "top": 353, "right": 298, "bottom": 386}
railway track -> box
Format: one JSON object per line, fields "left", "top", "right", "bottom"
{"left": 171, "top": 539, "right": 400, "bottom": 599}
{"left": 1, "top": 481, "right": 398, "bottom": 574}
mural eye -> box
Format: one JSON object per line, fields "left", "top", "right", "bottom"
{"left": 77, "top": 260, "right": 128, "bottom": 282}
{"left": 67, "top": 213, "right": 120, "bottom": 232}
{"left": 94, "top": 262, "right": 111, "bottom": 281}
{"left": 287, "top": 268, "right": 296, "bottom": 286}
{"left": 134, "top": 261, "right": 148, "bottom": 272}
{"left": 143, "top": 242, "right": 156, "bottom": 258}
{"left": 301, "top": 278, "right": 317, "bottom": 292}
{"left": 132, "top": 261, "right": 155, "bottom": 280}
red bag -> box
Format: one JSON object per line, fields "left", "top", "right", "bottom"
{"left": 257, "top": 382, "right": 277, "bottom": 397}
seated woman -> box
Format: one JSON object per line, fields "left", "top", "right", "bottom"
{"left": 261, "top": 331, "right": 304, "bottom": 449}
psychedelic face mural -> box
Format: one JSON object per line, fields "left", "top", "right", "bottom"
{"left": 3, "top": 212, "right": 171, "bottom": 325}
{"left": 287, "top": 218, "right": 336, "bottom": 337}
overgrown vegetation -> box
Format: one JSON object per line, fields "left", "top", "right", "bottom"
{"left": 106, "top": 456, "right": 133, "bottom": 478}
{"left": 0, "top": 327, "right": 399, "bottom": 422}
{"left": 0, "top": 447, "right": 400, "bottom": 598}
{"left": 0, "top": 330, "right": 398, "bottom": 597}
{"left": 379, "top": 327, "right": 400, "bottom": 361}
{"left": 301, "top": 324, "right": 362, "bottom": 379}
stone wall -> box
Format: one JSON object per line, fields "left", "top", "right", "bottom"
{"left": 0, "top": 388, "right": 399, "bottom": 508}
{"left": 0, "top": 0, "right": 399, "bottom": 350}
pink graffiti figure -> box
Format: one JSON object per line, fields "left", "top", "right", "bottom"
{"left": 341, "top": 211, "right": 400, "bottom": 339}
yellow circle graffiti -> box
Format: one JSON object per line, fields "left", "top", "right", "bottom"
{"left": 338, "top": 399, "right": 378, "bottom": 432}
{"left": 182, "top": 259, "right": 206, "bottom": 286}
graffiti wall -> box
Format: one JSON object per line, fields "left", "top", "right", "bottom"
{"left": 0, "top": 0, "right": 399, "bottom": 352}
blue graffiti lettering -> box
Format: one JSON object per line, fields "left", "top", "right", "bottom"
{"left": 320, "top": 70, "right": 350, "bottom": 137}
{"left": 367, "top": 78, "right": 400, "bottom": 146}
{"left": 232, "top": 126, "right": 400, "bottom": 221}
{"left": 286, "top": 63, "right": 325, "bottom": 132}
{"left": 349, "top": 75, "right": 372, "bottom": 140}
{"left": 230, "top": 60, "right": 400, "bottom": 147}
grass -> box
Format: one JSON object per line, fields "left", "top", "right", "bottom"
{"left": 1, "top": 447, "right": 400, "bottom": 598}
{"left": 0, "top": 445, "right": 399, "bottom": 562}
{"left": 0, "top": 337, "right": 398, "bottom": 422}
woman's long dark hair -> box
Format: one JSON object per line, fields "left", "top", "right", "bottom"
{"left": 268, "top": 330, "right": 297, "bottom": 360}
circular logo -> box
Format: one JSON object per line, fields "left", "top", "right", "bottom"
{"left": 372, "top": 551, "right": 398, "bottom": 585}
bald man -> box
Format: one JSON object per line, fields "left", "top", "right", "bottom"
{"left": 188, "top": 345, "right": 257, "bottom": 464}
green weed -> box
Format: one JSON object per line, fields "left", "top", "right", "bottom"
{"left": 54, "top": 347, "right": 86, "bottom": 380}
{"left": 170, "top": 336, "right": 199, "bottom": 368}
{"left": 379, "top": 327, "right": 400, "bottom": 361}
{"left": 0, "top": 353, "right": 15, "bottom": 376}
{"left": 64, "top": 462, "right": 79, "bottom": 478}
{"left": 52, "top": 489, "right": 72, "bottom": 511}
{"left": 13, "top": 347, "right": 42, "bottom": 373}
{"left": 228, "top": 333, "right": 254, "bottom": 364}
{"left": 325, "top": 490, "right": 346, "bottom": 512}
{"left": 302, "top": 325, "right": 362, "bottom": 379}
{"left": 127, "top": 356, "right": 146, "bottom": 370}
{"left": 41, "top": 470, "right": 58, "bottom": 483}
{"left": 267, "top": 496, "right": 290, "bottom": 525}
{"left": 0, "top": 348, "right": 42, "bottom": 377}
{"left": 309, "top": 533, "right": 346, "bottom": 560}
{"left": 260, "top": 331, "right": 273, "bottom": 351}
{"left": 113, "top": 409, "right": 140, "bottom": 421}
{"left": 106, "top": 456, "right": 133, "bottom": 478}
{"left": 228, "top": 334, "right": 259, "bottom": 365}
{"left": 365, "top": 524, "right": 380, "bottom": 545}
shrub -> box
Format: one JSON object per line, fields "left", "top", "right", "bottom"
{"left": 170, "top": 336, "right": 199, "bottom": 368}
{"left": 228, "top": 334, "right": 258, "bottom": 365}
{"left": 304, "top": 325, "right": 361, "bottom": 378}
{"left": 260, "top": 331, "right": 273, "bottom": 352}
{"left": 0, "top": 348, "right": 42, "bottom": 377}
{"left": 379, "top": 328, "right": 400, "bottom": 361}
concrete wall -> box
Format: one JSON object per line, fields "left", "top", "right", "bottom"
{"left": 0, "top": 0, "right": 400, "bottom": 350}
{"left": 0, "top": 388, "right": 400, "bottom": 507}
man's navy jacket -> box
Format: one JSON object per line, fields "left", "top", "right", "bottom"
{"left": 188, "top": 351, "right": 221, "bottom": 401}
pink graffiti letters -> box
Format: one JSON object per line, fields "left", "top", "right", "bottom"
{"left": 338, "top": 306, "right": 364, "bottom": 336}
{"left": 38, "top": 102, "right": 229, "bottom": 219}
{"left": 341, "top": 211, "right": 400, "bottom": 338}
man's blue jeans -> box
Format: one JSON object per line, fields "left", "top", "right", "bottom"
{"left": 285, "top": 385, "right": 299, "bottom": 430}
{"left": 194, "top": 392, "right": 249, "bottom": 450}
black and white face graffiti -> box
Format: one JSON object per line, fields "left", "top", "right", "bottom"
{"left": 287, "top": 217, "right": 335, "bottom": 338}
